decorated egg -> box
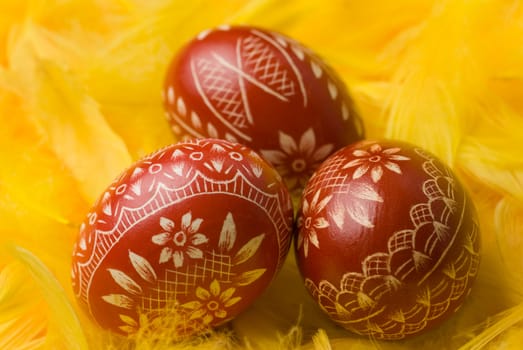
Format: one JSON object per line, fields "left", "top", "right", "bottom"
{"left": 163, "top": 25, "right": 364, "bottom": 196}
{"left": 71, "top": 138, "right": 293, "bottom": 337}
{"left": 295, "top": 140, "right": 481, "bottom": 340}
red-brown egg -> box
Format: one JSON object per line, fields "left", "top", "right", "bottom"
{"left": 163, "top": 25, "right": 364, "bottom": 196}
{"left": 71, "top": 138, "right": 293, "bottom": 337}
{"left": 295, "top": 140, "right": 480, "bottom": 340}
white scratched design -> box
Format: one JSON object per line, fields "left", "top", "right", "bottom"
{"left": 72, "top": 140, "right": 292, "bottom": 332}
{"left": 187, "top": 29, "right": 309, "bottom": 142}
{"left": 302, "top": 145, "right": 480, "bottom": 339}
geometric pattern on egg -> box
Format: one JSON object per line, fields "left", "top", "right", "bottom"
{"left": 71, "top": 138, "right": 293, "bottom": 338}
{"left": 295, "top": 140, "right": 480, "bottom": 340}
{"left": 164, "top": 25, "right": 364, "bottom": 196}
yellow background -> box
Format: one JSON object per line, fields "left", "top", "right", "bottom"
{"left": 1, "top": 1, "right": 522, "bottom": 349}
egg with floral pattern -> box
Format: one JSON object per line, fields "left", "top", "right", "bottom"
{"left": 71, "top": 138, "right": 293, "bottom": 337}
{"left": 295, "top": 140, "right": 481, "bottom": 340}
{"left": 163, "top": 25, "right": 364, "bottom": 197}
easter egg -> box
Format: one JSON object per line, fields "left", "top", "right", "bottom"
{"left": 163, "top": 25, "right": 364, "bottom": 196}
{"left": 71, "top": 138, "right": 293, "bottom": 337}
{"left": 294, "top": 140, "right": 481, "bottom": 340}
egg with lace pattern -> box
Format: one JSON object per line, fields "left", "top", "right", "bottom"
{"left": 163, "top": 25, "right": 364, "bottom": 197}
{"left": 71, "top": 138, "right": 293, "bottom": 337}
{"left": 295, "top": 140, "right": 481, "bottom": 340}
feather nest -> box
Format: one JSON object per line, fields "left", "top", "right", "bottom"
{"left": 0, "top": 0, "right": 522, "bottom": 349}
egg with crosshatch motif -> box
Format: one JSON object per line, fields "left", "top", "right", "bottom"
{"left": 295, "top": 139, "right": 481, "bottom": 340}
{"left": 163, "top": 25, "right": 364, "bottom": 197}
{"left": 71, "top": 138, "right": 293, "bottom": 337}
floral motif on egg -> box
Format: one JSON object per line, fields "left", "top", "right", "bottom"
{"left": 71, "top": 139, "right": 293, "bottom": 337}
{"left": 163, "top": 25, "right": 364, "bottom": 194}
{"left": 295, "top": 140, "right": 481, "bottom": 340}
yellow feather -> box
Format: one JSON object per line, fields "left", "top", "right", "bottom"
{"left": 475, "top": 1, "right": 523, "bottom": 80}
{"left": 9, "top": 245, "right": 89, "bottom": 350}
{"left": 0, "top": 258, "right": 47, "bottom": 350}
{"left": 29, "top": 61, "right": 132, "bottom": 202}
{"left": 7, "top": 31, "right": 132, "bottom": 203}
{"left": 493, "top": 198, "right": 523, "bottom": 287}
{"left": 310, "top": 329, "right": 331, "bottom": 350}
{"left": 382, "top": 1, "right": 489, "bottom": 164}
{"left": 0, "top": 77, "right": 86, "bottom": 282}
{"left": 279, "top": 0, "right": 434, "bottom": 80}
{"left": 458, "top": 302, "right": 523, "bottom": 350}
{"left": 82, "top": 20, "right": 175, "bottom": 158}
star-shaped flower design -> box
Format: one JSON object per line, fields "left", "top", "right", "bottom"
{"left": 181, "top": 279, "right": 241, "bottom": 324}
{"left": 151, "top": 212, "right": 209, "bottom": 268}
{"left": 297, "top": 190, "right": 332, "bottom": 257}
{"left": 261, "top": 128, "right": 334, "bottom": 193}
{"left": 343, "top": 143, "right": 410, "bottom": 183}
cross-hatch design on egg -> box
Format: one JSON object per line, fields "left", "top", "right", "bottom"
{"left": 71, "top": 140, "right": 292, "bottom": 334}
{"left": 101, "top": 211, "right": 266, "bottom": 334}
{"left": 188, "top": 29, "right": 307, "bottom": 143}
{"left": 303, "top": 147, "right": 480, "bottom": 340}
